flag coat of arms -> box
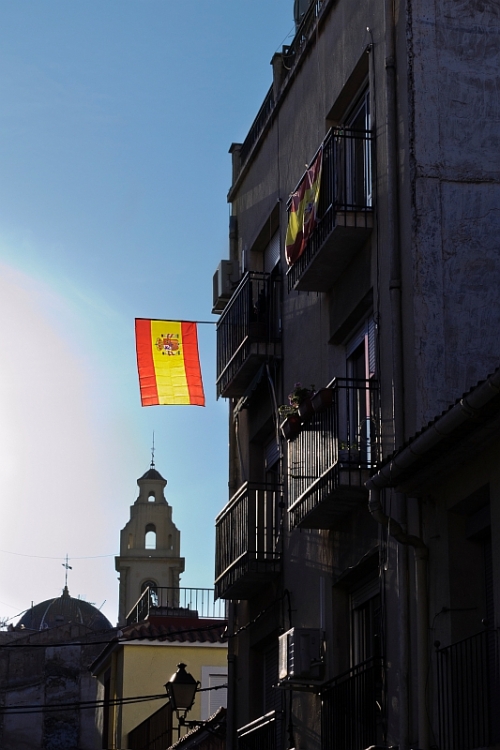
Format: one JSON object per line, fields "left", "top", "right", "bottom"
{"left": 285, "top": 147, "right": 323, "bottom": 266}
{"left": 135, "top": 319, "right": 205, "bottom": 406}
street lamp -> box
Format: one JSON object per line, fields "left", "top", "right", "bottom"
{"left": 164, "top": 663, "right": 200, "bottom": 736}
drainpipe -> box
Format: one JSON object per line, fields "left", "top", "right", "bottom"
{"left": 368, "top": 486, "right": 429, "bottom": 750}
{"left": 374, "top": 0, "right": 411, "bottom": 744}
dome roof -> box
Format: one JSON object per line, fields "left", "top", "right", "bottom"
{"left": 16, "top": 587, "right": 112, "bottom": 632}
{"left": 139, "top": 467, "right": 166, "bottom": 482}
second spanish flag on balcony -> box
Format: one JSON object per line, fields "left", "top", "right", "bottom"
{"left": 135, "top": 319, "right": 205, "bottom": 407}
{"left": 285, "top": 147, "right": 323, "bottom": 266}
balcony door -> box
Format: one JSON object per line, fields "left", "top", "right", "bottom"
{"left": 350, "top": 577, "right": 381, "bottom": 666}
{"left": 338, "top": 88, "right": 372, "bottom": 210}
{"left": 345, "top": 319, "right": 376, "bottom": 465}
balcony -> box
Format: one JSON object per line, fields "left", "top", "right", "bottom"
{"left": 287, "top": 379, "right": 379, "bottom": 529}
{"left": 322, "top": 658, "right": 384, "bottom": 750}
{"left": 216, "top": 272, "right": 281, "bottom": 399}
{"left": 436, "top": 630, "right": 500, "bottom": 750}
{"left": 126, "top": 586, "right": 226, "bottom": 626}
{"left": 237, "top": 711, "right": 282, "bottom": 750}
{"left": 215, "top": 483, "right": 282, "bottom": 600}
{"left": 287, "top": 127, "right": 374, "bottom": 293}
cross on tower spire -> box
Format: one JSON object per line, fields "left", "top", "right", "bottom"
{"left": 151, "top": 431, "right": 155, "bottom": 468}
{"left": 62, "top": 554, "right": 72, "bottom": 592}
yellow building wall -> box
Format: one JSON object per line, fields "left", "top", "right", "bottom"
{"left": 119, "top": 642, "right": 227, "bottom": 748}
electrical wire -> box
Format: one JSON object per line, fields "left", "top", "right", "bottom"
{"left": 0, "top": 621, "right": 226, "bottom": 649}
{"left": 0, "top": 684, "right": 227, "bottom": 715}
{"left": 0, "top": 548, "right": 116, "bottom": 560}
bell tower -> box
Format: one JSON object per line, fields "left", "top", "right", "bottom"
{"left": 115, "top": 464, "right": 185, "bottom": 624}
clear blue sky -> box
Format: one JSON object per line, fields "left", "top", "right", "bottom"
{"left": 0, "top": 0, "right": 294, "bottom": 626}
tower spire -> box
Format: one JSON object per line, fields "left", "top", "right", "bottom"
{"left": 151, "top": 431, "right": 155, "bottom": 468}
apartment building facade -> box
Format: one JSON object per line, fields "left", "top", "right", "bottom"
{"left": 212, "top": 1, "right": 500, "bottom": 749}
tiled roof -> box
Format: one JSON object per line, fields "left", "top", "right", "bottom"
{"left": 168, "top": 707, "right": 226, "bottom": 750}
{"left": 121, "top": 617, "right": 227, "bottom": 644}
{"left": 139, "top": 467, "right": 166, "bottom": 481}
{"left": 370, "top": 365, "right": 500, "bottom": 490}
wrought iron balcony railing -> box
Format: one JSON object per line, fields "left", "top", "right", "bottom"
{"left": 287, "top": 378, "right": 379, "bottom": 529}
{"left": 436, "top": 629, "right": 500, "bottom": 750}
{"left": 234, "top": 2, "right": 326, "bottom": 180}
{"left": 287, "top": 127, "right": 374, "bottom": 293}
{"left": 237, "top": 710, "right": 282, "bottom": 750}
{"left": 322, "top": 658, "right": 384, "bottom": 750}
{"left": 216, "top": 271, "right": 281, "bottom": 399}
{"left": 126, "top": 586, "right": 227, "bottom": 626}
{"left": 239, "top": 86, "right": 275, "bottom": 167}
{"left": 215, "top": 483, "right": 282, "bottom": 600}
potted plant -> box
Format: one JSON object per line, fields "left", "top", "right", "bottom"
{"left": 338, "top": 442, "right": 360, "bottom": 464}
{"left": 311, "top": 387, "right": 334, "bottom": 413}
{"left": 280, "top": 410, "right": 302, "bottom": 441}
{"left": 288, "top": 382, "right": 315, "bottom": 421}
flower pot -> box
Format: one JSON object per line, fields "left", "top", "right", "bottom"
{"left": 338, "top": 449, "right": 360, "bottom": 465}
{"left": 311, "top": 388, "right": 334, "bottom": 413}
{"left": 297, "top": 397, "right": 314, "bottom": 422}
{"left": 281, "top": 413, "right": 301, "bottom": 441}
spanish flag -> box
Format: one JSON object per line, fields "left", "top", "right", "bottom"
{"left": 285, "top": 147, "right": 323, "bottom": 266}
{"left": 135, "top": 319, "right": 205, "bottom": 406}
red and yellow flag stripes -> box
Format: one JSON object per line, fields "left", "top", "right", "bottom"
{"left": 285, "top": 147, "right": 323, "bottom": 266}
{"left": 135, "top": 319, "right": 205, "bottom": 407}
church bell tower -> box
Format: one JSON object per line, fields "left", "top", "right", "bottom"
{"left": 115, "top": 464, "right": 185, "bottom": 624}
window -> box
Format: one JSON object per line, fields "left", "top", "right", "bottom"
{"left": 264, "top": 231, "right": 280, "bottom": 274}
{"left": 336, "top": 87, "right": 372, "bottom": 210}
{"left": 350, "top": 577, "right": 381, "bottom": 665}
{"left": 345, "top": 318, "right": 376, "bottom": 464}
{"left": 141, "top": 580, "right": 159, "bottom": 607}
{"left": 148, "top": 492, "right": 155, "bottom": 503}
{"left": 200, "top": 666, "right": 227, "bottom": 720}
{"left": 145, "top": 524, "right": 156, "bottom": 549}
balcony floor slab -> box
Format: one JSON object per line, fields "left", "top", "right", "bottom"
{"left": 293, "top": 211, "right": 373, "bottom": 292}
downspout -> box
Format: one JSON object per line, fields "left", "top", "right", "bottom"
{"left": 368, "top": 485, "right": 429, "bottom": 750}
{"left": 378, "top": 0, "right": 412, "bottom": 744}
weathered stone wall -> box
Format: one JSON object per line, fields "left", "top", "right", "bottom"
{"left": 408, "top": 0, "right": 500, "bottom": 424}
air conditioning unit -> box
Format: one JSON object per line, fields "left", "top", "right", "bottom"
{"left": 279, "top": 628, "right": 323, "bottom": 682}
{"left": 212, "top": 260, "right": 236, "bottom": 314}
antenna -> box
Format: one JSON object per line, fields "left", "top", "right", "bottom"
{"left": 62, "top": 554, "right": 72, "bottom": 589}
{"left": 151, "top": 431, "right": 155, "bottom": 468}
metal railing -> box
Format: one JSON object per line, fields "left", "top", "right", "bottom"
{"left": 216, "top": 271, "right": 281, "bottom": 398}
{"left": 287, "top": 378, "right": 379, "bottom": 526}
{"left": 436, "top": 629, "right": 500, "bottom": 750}
{"left": 128, "top": 701, "right": 172, "bottom": 750}
{"left": 236, "top": 2, "right": 326, "bottom": 176}
{"left": 237, "top": 710, "right": 281, "bottom": 750}
{"left": 215, "top": 483, "right": 282, "bottom": 599}
{"left": 287, "top": 127, "right": 373, "bottom": 291}
{"left": 239, "top": 86, "right": 275, "bottom": 166}
{"left": 283, "top": 0, "right": 326, "bottom": 71}
{"left": 322, "top": 658, "right": 384, "bottom": 750}
{"left": 126, "top": 586, "right": 227, "bottom": 626}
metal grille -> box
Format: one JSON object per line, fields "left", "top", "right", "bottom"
{"left": 238, "top": 711, "right": 281, "bottom": 750}
{"left": 321, "top": 658, "right": 383, "bottom": 750}
{"left": 216, "top": 271, "right": 281, "bottom": 398}
{"left": 215, "top": 483, "right": 282, "bottom": 599}
{"left": 239, "top": 87, "right": 275, "bottom": 167}
{"left": 287, "top": 127, "right": 373, "bottom": 292}
{"left": 436, "top": 630, "right": 500, "bottom": 750}
{"left": 287, "top": 378, "right": 379, "bottom": 527}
